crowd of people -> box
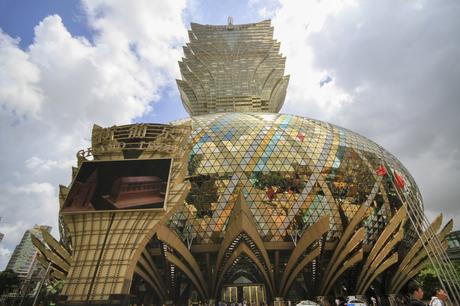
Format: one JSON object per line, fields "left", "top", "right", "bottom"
{"left": 407, "top": 284, "right": 449, "bottom": 306}
{"left": 187, "top": 288, "right": 450, "bottom": 306}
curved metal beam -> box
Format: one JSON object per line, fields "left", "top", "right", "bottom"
{"left": 281, "top": 246, "right": 321, "bottom": 297}
{"left": 391, "top": 240, "right": 448, "bottom": 293}
{"left": 389, "top": 214, "right": 443, "bottom": 291}
{"left": 213, "top": 192, "right": 273, "bottom": 293}
{"left": 137, "top": 252, "right": 167, "bottom": 299}
{"left": 357, "top": 226, "right": 404, "bottom": 294}
{"left": 393, "top": 257, "right": 431, "bottom": 294}
{"left": 134, "top": 265, "right": 166, "bottom": 301}
{"left": 324, "top": 248, "right": 364, "bottom": 295}
{"left": 157, "top": 224, "right": 208, "bottom": 296}
{"left": 356, "top": 208, "right": 406, "bottom": 292}
{"left": 31, "top": 235, "right": 70, "bottom": 272}
{"left": 358, "top": 253, "right": 399, "bottom": 295}
{"left": 328, "top": 204, "right": 368, "bottom": 269}
{"left": 40, "top": 228, "right": 72, "bottom": 264}
{"left": 390, "top": 224, "right": 451, "bottom": 294}
{"left": 164, "top": 251, "right": 207, "bottom": 299}
{"left": 319, "top": 227, "right": 365, "bottom": 294}
{"left": 280, "top": 215, "right": 329, "bottom": 292}
{"left": 215, "top": 242, "right": 274, "bottom": 298}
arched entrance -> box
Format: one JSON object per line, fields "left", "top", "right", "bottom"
{"left": 221, "top": 275, "right": 267, "bottom": 305}
{"left": 218, "top": 254, "right": 269, "bottom": 305}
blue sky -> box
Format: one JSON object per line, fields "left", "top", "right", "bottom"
{"left": 0, "top": 0, "right": 92, "bottom": 48}
{"left": 1, "top": 0, "right": 460, "bottom": 269}
{"left": 0, "top": 0, "right": 273, "bottom": 124}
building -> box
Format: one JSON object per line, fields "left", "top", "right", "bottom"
{"left": 447, "top": 230, "right": 460, "bottom": 261}
{"left": 6, "top": 225, "right": 51, "bottom": 279}
{"left": 32, "top": 19, "right": 457, "bottom": 306}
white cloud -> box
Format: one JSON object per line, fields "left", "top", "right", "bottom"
{"left": 271, "top": 0, "right": 357, "bottom": 120}
{"left": 81, "top": 0, "right": 187, "bottom": 78}
{"left": 28, "top": 15, "right": 158, "bottom": 129}
{"left": 0, "top": 30, "right": 44, "bottom": 117}
{"left": 272, "top": 0, "right": 460, "bottom": 228}
{"left": 0, "top": 1, "right": 189, "bottom": 269}
{"left": 25, "top": 156, "right": 74, "bottom": 173}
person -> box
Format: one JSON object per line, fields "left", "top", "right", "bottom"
{"left": 370, "top": 296, "right": 377, "bottom": 306}
{"left": 407, "top": 283, "right": 425, "bottom": 306}
{"left": 429, "top": 288, "right": 448, "bottom": 306}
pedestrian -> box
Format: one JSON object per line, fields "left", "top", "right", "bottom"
{"left": 407, "top": 283, "right": 425, "bottom": 306}
{"left": 429, "top": 288, "right": 448, "bottom": 306}
{"left": 370, "top": 296, "right": 377, "bottom": 306}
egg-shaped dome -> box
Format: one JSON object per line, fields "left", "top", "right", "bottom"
{"left": 169, "top": 112, "right": 421, "bottom": 245}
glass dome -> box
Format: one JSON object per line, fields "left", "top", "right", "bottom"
{"left": 169, "top": 112, "right": 421, "bottom": 244}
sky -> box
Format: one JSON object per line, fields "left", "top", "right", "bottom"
{"left": 0, "top": 0, "right": 459, "bottom": 269}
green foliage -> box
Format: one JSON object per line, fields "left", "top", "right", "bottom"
{"left": 186, "top": 174, "right": 219, "bottom": 218}
{"left": 252, "top": 171, "right": 305, "bottom": 193}
{"left": 0, "top": 269, "right": 21, "bottom": 294}
{"left": 416, "top": 265, "right": 440, "bottom": 294}
{"left": 46, "top": 279, "right": 64, "bottom": 296}
{"left": 415, "top": 261, "right": 460, "bottom": 296}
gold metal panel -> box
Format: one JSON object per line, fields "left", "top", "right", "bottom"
{"left": 389, "top": 213, "right": 443, "bottom": 292}
{"left": 319, "top": 226, "right": 365, "bottom": 294}
{"left": 324, "top": 249, "right": 364, "bottom": 295}
{"left": 134, "top": 265, "right": 166, "bottom": 301}
{"left": 157, "top": 224, "right": 208, "bottom": 296}
{"left": 51, "top": 269, "right": 67, "bottom": 280}
{"left": 136, "top": 251, "right": 168, "bottom": 300}
{"left": 279, "top": 215, "right": 329, "bottom": 293}
{"left": 358, "top": 253, "right": 399, "bottom": 295}
{"left": 357, "top": 226, "right": 404, "bottom": 293}
{"left": 356, "top": 208, "right": 406, "bottom": 292}
{"left": 60, "top": 122, "right": 191, "bottom": 302}
{"left": 31, "top": 235, "right": 70, "bottom": 271}
{"left": 40, "top": 227, "right": 72, "bottom": 264}
{"left": 213, "top": 192, "right": 273, "bottom": 293}
{"left": 281, "top": 246, "right": 321, "bottom": 296}
{"left": 164, "top": 251, "right": 207, "bottom": 299}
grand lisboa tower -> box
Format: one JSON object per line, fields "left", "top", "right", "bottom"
{"left": 33, "top": 19, "right": 458, "bottom": 306}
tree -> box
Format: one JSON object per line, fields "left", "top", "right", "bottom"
{"left": 415, "top": 261, "right": 460, "bottom": 296}
{"left": 44, "top": 279, "right": 65, "bottom": 305}
{"left": 0, "top": 269, "right": 21, "bottom": 295}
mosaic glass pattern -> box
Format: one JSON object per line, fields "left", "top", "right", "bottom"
{"left": 169, "top": 112, "right": 421, "bottom": 245}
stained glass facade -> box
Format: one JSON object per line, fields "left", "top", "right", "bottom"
{"left": 168, "top": 112, "right": 419, "bottom": 245}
